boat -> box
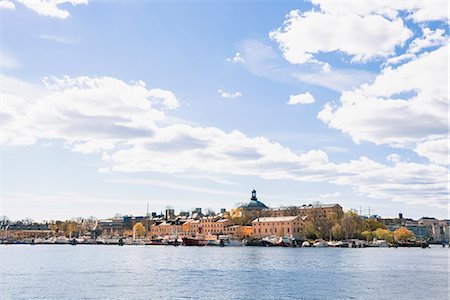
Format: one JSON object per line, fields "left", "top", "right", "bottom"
{"left": 218, "top": 235, "right": 244, "bottom": 247}
{"left": 182, "top": 237, "right": 207, "bottom": 246}
{"left": 278, "top": 236, "right": 295, "bottom": 247}
{"left": 260, "top": 236, "right": 280, "bottom": 247}
{"left": 368, "top": 240, "right": 389, "bottom": 247}
{"left": 301, "top": 241, "right": 311, "bottom": 247}
{"left": 55, "top": 237, "right": 69, "bottom": 244}
{"left": 328, "top": 241, "right": 343, "bottom": 247}
{"left": 313, "top": 240, "right": 329, "bottom": 247}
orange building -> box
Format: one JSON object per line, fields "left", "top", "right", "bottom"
{"left": 225, "top": 225, "right": 252, "bottom": 239}
{"left": 252, "top": 216, "right": 307, "bottom": 239}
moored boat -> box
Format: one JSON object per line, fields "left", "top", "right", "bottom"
{"left": 313, "top": 240, "right": 328, "bottom": 247}
{"left": 182, "top": 237, "right": 207, "bottom": 246}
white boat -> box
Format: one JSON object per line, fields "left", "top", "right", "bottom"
{"left": 261, "top": 236, "right": 281, "bottom": 247}
{"left": 301, "top": 241, "right": 311, "bottom": 247}
{"left": 370, "top": 240, "right": 389, "bottom": 247}
{"left": 218, "top": 235, "right": 244, "bottom": 246}
{"left": 313, "top": 240, "right": 329, "bottom": 247}
{"left": 328, "top": 241, "right": 343, "bottom": 247}
{"left": 55, "top": 237, "right": 69, "bottom": 244}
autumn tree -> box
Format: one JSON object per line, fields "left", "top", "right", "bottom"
{"left": 133, "top": 222, "right": 146, "bottom": 238}
{"left": 394, "top": 227, "right": 415, "bottom": 242}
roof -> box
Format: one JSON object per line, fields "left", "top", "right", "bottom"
{"left": 244, "top": 199, "right": 268, "bottom": 210}
{"left": 266, "top": 204, "right": 341, "bottom": 211}
{"left": 216, "top": 219, "right": 231, "bottom": 223}
{"left": 252, "top": 216, "right": 299, "bottom": 223}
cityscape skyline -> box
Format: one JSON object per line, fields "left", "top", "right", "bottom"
{"left": 1, "top": 0, "right": 449, "bottom": 221}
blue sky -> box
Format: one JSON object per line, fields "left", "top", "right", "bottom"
{"left": 1, "top": 0, "right": 449, "bottom": 221}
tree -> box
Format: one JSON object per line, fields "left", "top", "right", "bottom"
{"left": 305, "top": 222, "right": 319, "bottom": 240}
{"left": 0, "top": 216, "right": 9, "bottom": 226}
{"left": 373, "top": 228, "right": 394, "bottom": 243}
{"left": 133, "top": 222, "right": 146, "bottom": 238}
{"left": 205, "top": 208, "right": 215, "bottom": 216}
{"left": 331, "top": 223, "right": 344, "bottom": 240}
{"left": 365, "top": 219, "right": 386, "bottom": 231}
{"left": 361, "top": 230, "right": 374, "bottom": 241}
{"left": 394, "top": 227, "right": 415, "bottom": 242}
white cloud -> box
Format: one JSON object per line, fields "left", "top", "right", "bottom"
{"left": 0, "top": 0, "right": 15, "bottom": 9}
{"left": 415, "top": 139, "right": 449, "bottom": 166}
{"left": 3, "top": 75, "right": 448, "bottom": 208}
{"left": 310, "top": 0, "right": 449, "bottom": 23}
{"left": 318, "top": 45, "right": 448, "bottom": 155}
{"left": 270, "top": 9, "right": 412, "bottom": 64}
{"left": 287, "top": 92, "right": 315, "bottom": 105}
{"left": 17, "top": 0, "right": 87, "bottom": 19}
{"left": 225, "top": 52, "right": 245, "bottom": 64}
{"left": 218, "top": 89, "right": 242, "bottom": 99}
{"left": 38, "top": 34, "right": 78, "bottom": 44}
{"left": 407, "top": 27, "right": 448, "bottom": 54}
{"left": 2, "top": 75, "right": 176, "bottom": 151}
{"left": 386, "top": 153, "right": 401, "bottom": 163}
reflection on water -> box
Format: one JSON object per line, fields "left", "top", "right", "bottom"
{"left": 1, "top": 245, "right": 448, "bottom": 299}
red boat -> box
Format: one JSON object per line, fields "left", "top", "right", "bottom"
{"left": 182, "top": 237, "right": 207, "bottom": 246}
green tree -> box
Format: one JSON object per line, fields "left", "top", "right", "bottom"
{"left": 364, "top": 219, "right": 386, "bottom": 231}
{"left": 331, "top": 223, "right": 344, "bottom": 240}
{"left": 373, "top": 228, "right": 394, "bottom": 243}
{"left": 361, "top": 230, "right": 374, "bottom": 241}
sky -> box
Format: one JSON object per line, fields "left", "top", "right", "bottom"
{"left": 1, "top": 0, "right": 449, "bottom": 221}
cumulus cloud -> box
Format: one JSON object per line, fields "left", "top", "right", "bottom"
{"left": 218, "top": 89, "right": 242, "bottom": 99}
{"left": 318, "top": 45, "right": 448, "bottom": 163}
{"left": 3, "top": 74, "right": 448, "bottom": 208}
{"left": 225, "top": 52, "right": 245, "bottom": 64}
{"left": 310, "top": 0, "right": 449, "bottom": 23}
{"left": 17, "top": 0, "right": 87, "bottom": 19}
{"left": 270, "top": 9, "right": 412, "bottom": 64}
{"left": 3, "top": 75, "right": 177, "bottom": 152}
{"left": 0, "top": 0, "right": 15, "bottom": 9}
{"left": 408, "top": 27, "right": 448, "bottom": 54}
{"left": 270, "top": 1, "right": 449, "bottom": 66}
{"left": 287, "top": 92, "right": 315, "bottom": 105}
{"left": 415, "top": 139, "right": 449, "bottom": 166}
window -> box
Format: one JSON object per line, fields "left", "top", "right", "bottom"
{"left": 287, "top": 228, "right": 290, "bottom": 233}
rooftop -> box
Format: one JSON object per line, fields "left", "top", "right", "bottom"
{"left": 252, "top": 216, "right": 299, "bottom": 223}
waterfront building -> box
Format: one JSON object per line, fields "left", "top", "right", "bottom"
{"left": 252, "top": 216, "right": 306, "bottom": 239}
{"left": 265, "top": 203, "right": 344, "bottom": 221}
{"left": 151, "top": 221, "right": 183, "bottom": 236}
{"left": 96, "top": 218, "right": 125, "bottom": 237}
{"left": 225, "top": 225, "right": 252, "bottom": 239}
{"left": 0, "top": 223, "right": 53, "bottom": 240}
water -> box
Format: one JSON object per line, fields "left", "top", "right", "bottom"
{"left": 1, "top": 245, "right": 448, "bottom": 300}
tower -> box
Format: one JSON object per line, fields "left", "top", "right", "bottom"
{"left": 251, "top": 189, "right": 257, "bottom": 201}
